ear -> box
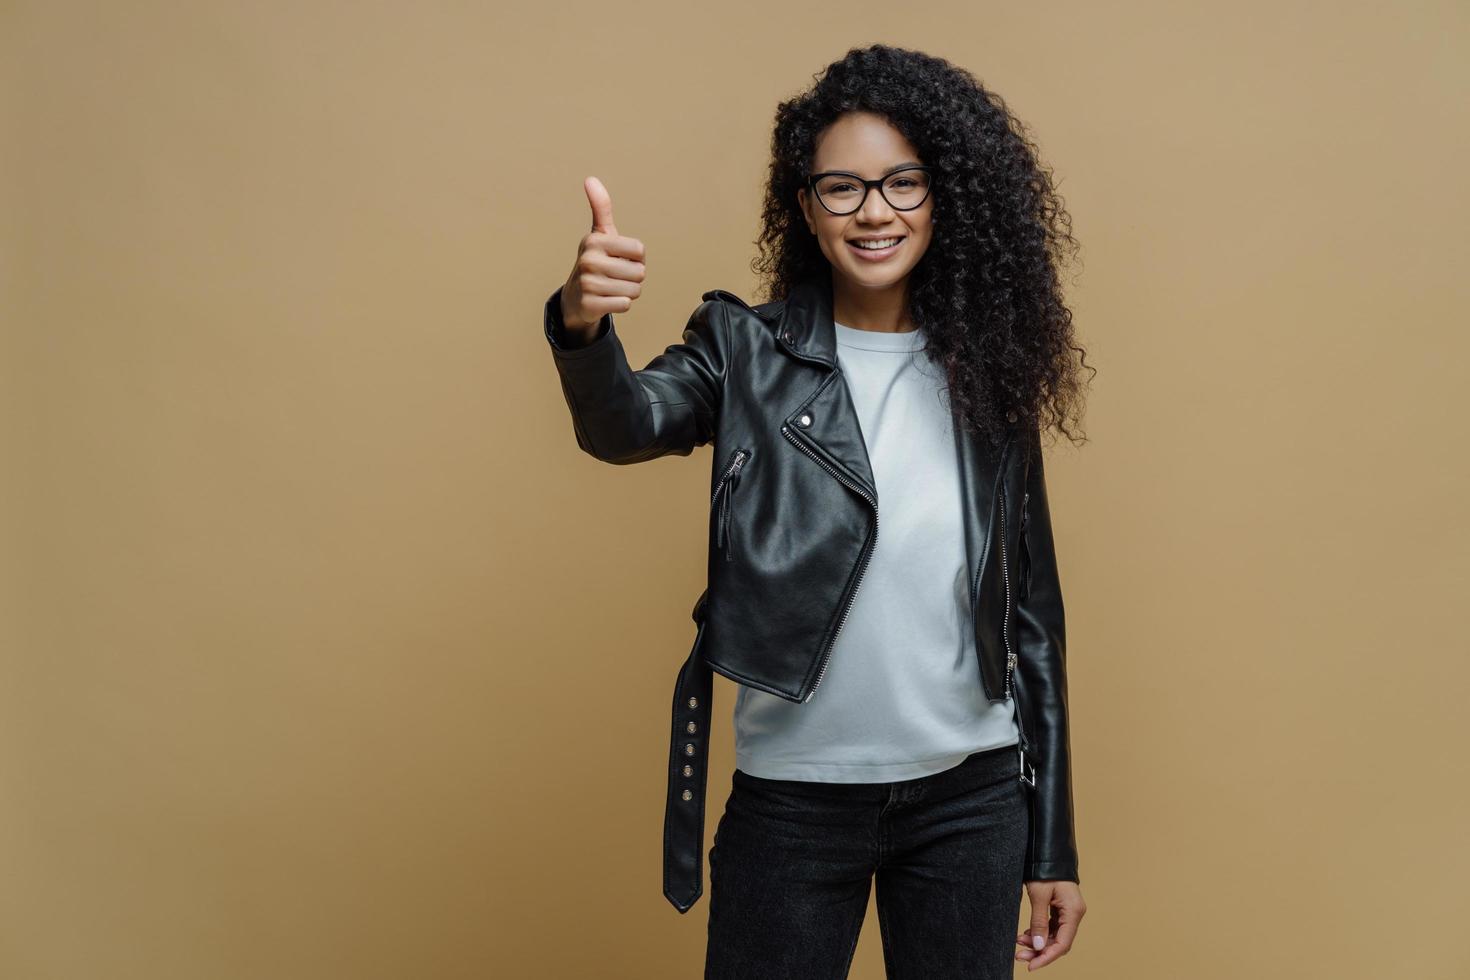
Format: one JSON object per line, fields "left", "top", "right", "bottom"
{"left": 796, "top": 188, "right": 815, "bottom": 234}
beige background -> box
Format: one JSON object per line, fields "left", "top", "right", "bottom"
{"left": 4, "top": 2, "right": 1467, "bottom": 978}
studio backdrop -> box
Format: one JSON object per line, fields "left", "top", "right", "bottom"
{"left": 3, "top": 2, "right": 1467, "bottom": 979}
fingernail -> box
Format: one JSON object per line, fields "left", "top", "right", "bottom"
{"left": 1032, "top": 934, "right": 1045, "bottom": 950}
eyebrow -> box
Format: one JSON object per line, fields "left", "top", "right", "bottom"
{"left": 818, "top": 160, "right": 925, "bottom": 177}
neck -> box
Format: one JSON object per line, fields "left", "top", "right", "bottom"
{"left": 830, "top": 275, "right": 914, "bottom": 333}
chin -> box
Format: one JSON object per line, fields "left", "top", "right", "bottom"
{"left": 843, "top": 262, "right": 917, "bottom": 289}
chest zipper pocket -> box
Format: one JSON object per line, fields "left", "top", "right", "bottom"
{"left": 1018, "top": 490, "right": 1032, "bottom": 600}
{"left": 712, "top": 448, "right": 749, "bottom": 561}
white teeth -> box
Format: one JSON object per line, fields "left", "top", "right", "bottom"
{"left": 853, "top": 237, "right": 902, "bottom": 250}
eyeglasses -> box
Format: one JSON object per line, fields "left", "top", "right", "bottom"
{"left": 806, "top": 166, "right": 933, "bottom": 216}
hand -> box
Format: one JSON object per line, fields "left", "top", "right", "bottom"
{"left": 560, "top": 176, "right": 647, "bottom": 335}
{"left": 1015, "top": 879, "right": 1086, "bottom": 971}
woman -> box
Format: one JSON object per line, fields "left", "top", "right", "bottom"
{"left": 543, "top": 44, "right": 1091, "bottom": 979}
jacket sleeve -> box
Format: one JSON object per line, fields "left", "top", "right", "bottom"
{"left": 542, "top": 284, "right": 730, "bottom": 464}
{"left": 1014, "top": 427, "right": 1081, "bottom": 884}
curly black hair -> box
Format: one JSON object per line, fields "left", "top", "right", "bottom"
{"left": 753, "top": 44, "right": 1095, "bottom": 449}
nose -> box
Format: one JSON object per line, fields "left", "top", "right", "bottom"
{"left": 856, "top": 185, "right": 897, "bottom": 224}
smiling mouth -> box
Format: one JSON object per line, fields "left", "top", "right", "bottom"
{"left": 848, "top": 236, "right": 907, "bottom": 250}
{"left": 846, "top": 236, "right": 907, "bottom": 260}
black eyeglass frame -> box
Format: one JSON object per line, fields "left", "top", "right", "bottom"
{"left": 804, "top": 165, "right": 935, "bottom": 216}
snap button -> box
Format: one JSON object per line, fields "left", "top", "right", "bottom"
{"left": 684, "top": 743, "right": 695, "bottom": 756}
{"left": 1007, "top": 409, "right": 1018, "bottom": 423}
{"left": 796, "top": 413, "right": 812, "bottom": 428}
{"left": 682, "top": 789, "right": 693, "bottom": 801}
{"left": 687, "top": 696, "right": 698, "bottom": 709}
{"left": 686, "top": 721, "right": 697, "bottom": 734}
{"left": 682, "top": 765, "right": 693, "bottom": 777}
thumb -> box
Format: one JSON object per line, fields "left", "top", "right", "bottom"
{"left": 584, "top": 176, "right": 618, "bottom": 236}
{"left": 1027, "top": 902, "right": 1050, "bottom": 952}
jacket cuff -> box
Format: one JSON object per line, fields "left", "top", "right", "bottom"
{"left": 544, "top": 285, "right": 613, "bottom": 357}
{"left": 1024, "top": 859, "right": 1080, "bottom": 884}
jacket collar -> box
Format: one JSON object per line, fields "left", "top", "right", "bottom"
{"left": 773, "top": 275, "right": 839, "bottom": 368}
{"left": 772, "top": 272, "right": 1022, "bottom": 435}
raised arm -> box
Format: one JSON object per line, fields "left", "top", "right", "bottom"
{"left": 542, "top": 284, "right": 729, "bottom": 464}
{"left": 541, "top": 175, "right": 731, "bottom": 465}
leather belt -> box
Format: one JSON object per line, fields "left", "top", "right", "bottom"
{"left": 662, "top": 590, "right": 714, "bottom": 913}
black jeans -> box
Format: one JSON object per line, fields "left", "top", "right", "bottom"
{"left": 705, "top": 743, "right": 1028, "bottom": 980}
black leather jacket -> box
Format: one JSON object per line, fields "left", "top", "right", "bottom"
{"left": 542, "top": 275, "right": 1080, "bottom": 913}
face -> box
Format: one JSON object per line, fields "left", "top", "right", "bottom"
{"left": 796, "top": 111, "right": 934, "bottom": 295}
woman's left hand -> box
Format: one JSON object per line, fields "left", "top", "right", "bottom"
{"left": 1015, "top": 879, "right": 1086, "bottom": 970}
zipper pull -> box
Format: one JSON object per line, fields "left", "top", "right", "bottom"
{"left": 1018, "top": 742, "right": 1036, "bottom": 787}
{"left": 717, "top": 450, "right": 746, "bottom": 562}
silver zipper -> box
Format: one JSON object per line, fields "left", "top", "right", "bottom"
{"left": 712, "top": 449, "right": 748, "bottom": 557}
{"left": 1001, "top": 482, "right": 1036, "bottom": 786}
{"left": 780, "top": 424, "right": 878, "bottom": 703}
{"left": 969, "top": 431, "right": 1019, "bottom": 683}
{"left": 1000, "top": 484, "right": 1016, "bottom": 700}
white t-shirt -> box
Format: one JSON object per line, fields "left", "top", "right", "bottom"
{"left": 732, "top": 319, "right": 1019, "bottom": 782}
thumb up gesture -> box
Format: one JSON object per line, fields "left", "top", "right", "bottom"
{"left": 560, "top": 177, "right": 647, "bottom": 337}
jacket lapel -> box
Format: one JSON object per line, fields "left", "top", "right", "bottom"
{"left": 774, "top": 276, "right": 880, "bottom": 502}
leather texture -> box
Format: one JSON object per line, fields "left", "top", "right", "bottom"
{"left": 542, "top": 275, "right": 1080, "bottom": 913}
